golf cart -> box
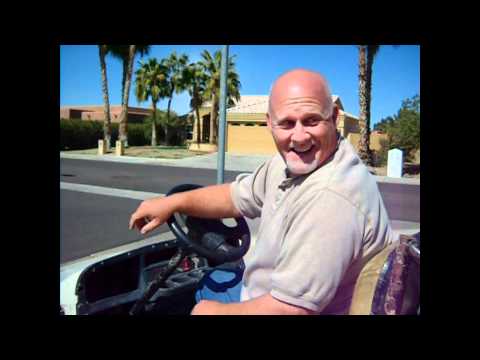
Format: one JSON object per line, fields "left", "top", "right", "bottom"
{"left": 60, "top": 184, "right": 420, "bottom": 315}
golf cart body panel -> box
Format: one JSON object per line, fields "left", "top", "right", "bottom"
{"left": 60, "top": 182, "right": 420, "bottom": 315}
{"left": 75, "top": 238, "right": 212, "bottom": 315}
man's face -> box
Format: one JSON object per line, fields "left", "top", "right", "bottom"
{"left": 267, "top": 95, "right": 339, "bottom": 176}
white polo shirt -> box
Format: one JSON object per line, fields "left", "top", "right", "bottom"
{"left": 230, "top": 137, "right": 395, "bottom": 313}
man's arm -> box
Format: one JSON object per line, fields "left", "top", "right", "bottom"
{"left": 129, "top": 183, "right": 241, "bottom": 235}
{"left": 191, "top": 294, "right": 317, "bottom": 315}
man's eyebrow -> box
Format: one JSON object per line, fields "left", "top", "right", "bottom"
{"left": 276, "top": 113, "right": 324, "bottom": 122}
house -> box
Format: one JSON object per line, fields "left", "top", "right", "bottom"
{"left": 188, "top": 95, "right": 380, "bottom": 155}
{"left": 60, "top": 105, "right": 151, "bottom": 124}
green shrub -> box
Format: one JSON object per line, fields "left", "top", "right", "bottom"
{"left": 127, "top": 123, "right": 150, "bottom": 146}
{"left": 60, "top": 119, "right": 150, "bottom": 150}
{"left": 375, "top": 138, "right": 390, "bottom": 167}
{"left": 60, "top": 119, "right": 103, "bottom": 150}
{"left": 144, "top": 110, "right": 188, "bottom": 146}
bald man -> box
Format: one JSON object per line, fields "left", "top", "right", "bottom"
{"left": 129, "top": 69, "right": 395, "bottom": 315}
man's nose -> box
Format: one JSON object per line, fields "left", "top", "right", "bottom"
{"left": 291, "top": 122, "right": 310, "bottom": 144}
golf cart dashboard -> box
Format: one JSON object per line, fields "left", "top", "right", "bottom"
{"left": 75, "top": 239, "right": 210, "bottom": 315}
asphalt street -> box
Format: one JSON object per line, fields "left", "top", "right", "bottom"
{"left": 377, "top": 182, "right": 420, "bottom": 223}
{"left": 60, "top": 158, "right": 242, "bottom": 193}
{"left": 60, "top": 158, "right": 420, "bottom": 264}
{"left": 60, "top": 190, "right": 172, "bottom": 263}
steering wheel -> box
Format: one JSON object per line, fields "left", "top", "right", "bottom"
{"left": 166, "top": 184, "right": 251, "bottom": 265}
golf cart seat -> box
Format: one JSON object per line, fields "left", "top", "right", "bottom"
{"left": 348, "top": 233, "right": 420, "bottom": 315}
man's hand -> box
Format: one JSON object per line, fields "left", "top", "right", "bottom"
{"left": 129, "top": 196, "right": 177, "bottom": 235}
{"left": 129, "top": 184, "right": 241, "bottom": 236}
{"left": 190, "top": 300, "right": 225, "bottom": 315}
{"left": 190, "top": 294, "right": 317, "bottom": 315}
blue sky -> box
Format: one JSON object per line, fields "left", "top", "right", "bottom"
{"left": 60, "top": 45, "right": 420, "bottom": 127}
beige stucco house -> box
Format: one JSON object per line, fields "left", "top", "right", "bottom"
{"left": 60, "top": 105, "right": 150, "bottom": 123}
{"left": 188, "top": 95, "right": 385, "bottom": 155}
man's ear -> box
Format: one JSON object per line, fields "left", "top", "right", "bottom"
{"left": 266, "top": 113, "right": 272, "bottom": 131}
{"left": 332, "top": 105, "right": 339, "bottom": 126}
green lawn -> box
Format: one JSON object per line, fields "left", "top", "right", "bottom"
{"left": 63, "top": 145, "right": 206, "bottom": 159}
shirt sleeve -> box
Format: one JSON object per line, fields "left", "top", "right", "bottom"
{"left": 230, "top": 159, "right": 272, "bottom": 219}
{"left": 270, "top": 189, "right": 366, "bottom": 313}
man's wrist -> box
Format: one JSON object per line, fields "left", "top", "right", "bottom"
{"left": 167, "top": 192, "right": 185, "bottom": 215}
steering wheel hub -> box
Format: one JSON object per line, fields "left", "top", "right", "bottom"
{"left": 166, "top": 184, "right": 251, "bottom": 265}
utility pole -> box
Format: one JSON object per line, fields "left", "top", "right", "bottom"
{"left": 217, "top": 45, "right": 229, "bottom": 184}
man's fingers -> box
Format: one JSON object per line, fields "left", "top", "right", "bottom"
{"left": 130, "top": 213, "right": 147, "bottom": 231}
{"left": 129, "top": 212, "right": 139, "bottom": 230}
{"left": 140, "top": 218, "right": 161, "bottom": 235}
{"left": 130, "top": 210, "right": 148, "bottom": 229}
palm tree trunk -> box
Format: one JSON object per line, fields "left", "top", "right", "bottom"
{"left": 164, "top": 125, "right": 169, "bottom": 146}
{"left": 363, "top": 46, "right": 375, "bottom": 165}
{"left": 99, "top": 45, "right": 111, "bottom": 151}
{"left": 151, "top": 102, "right": 157, "bottom": 147}
{"left": 209, "top": 94, "right": 218, "bottom": 145}
{"left": 358, "top": 45, "right": 371, "bottom": 165}
{"left": 118, "top": 45, "right": 136, "bottom": 148}
{"left": 166, "top": 94, "right": 173, "bottom": 145}
{"left": 195, "top": 106, "right": 201, "bottom": 145}
{"left": 121, "top": 61, "right": 127, "bottom": 106}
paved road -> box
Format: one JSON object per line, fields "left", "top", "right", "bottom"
{"left": 60, "top": 158, "right": 420, "bottom": 263}
{"left": 377, "top": 182, "right": 420, "bottom": 223}
{"left": 61, "top": 158, "right": 241, "bottom": 193}
{"left": 60, "top": 159, "right": 244, "bottom": 263}
{"left": 60, "top": 190, "right": 172, "bottom": 263}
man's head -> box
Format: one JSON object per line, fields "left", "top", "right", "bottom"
{"left": 267, "top": 69, "right": 339, "bottom": 176}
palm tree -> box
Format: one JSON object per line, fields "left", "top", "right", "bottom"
{"left": 109, "top": 45, "right": 151, "bottom": 147}
{"left": 108, "top": 45, "right": 151, "bottom": 106}
{"left": 135, "top": 58, "right": 169, "bottom": 146}
{"left": 358, "top": 45, "right": 380, "bottom": 166}
{"left": 163, "top": 52, "right": 189, "bottom": 145}
{"left": 98, "top": 44, "right": 112, "bottom": 151}
{"left": 200, "top": 50, "right": 241, "bottom": 145}
{"left": 183, "top": 62, "right": 207, "bottom": 145}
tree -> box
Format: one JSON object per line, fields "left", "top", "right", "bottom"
{"left": 374, "top": 116, "right": 395, "bottom": 133}
{"left": 401, "top": 94, "right": 420, "bottom": 114}
{"left": 109, "top": 45, "right": 151, "bottom": 147}
{"left": 388, "top": 94, "right": 420, "bottom": 158}
{"left": 163, "top": 52, "right": 189, "bottom": 144}
{"left": 183, "top": 62, "right": 207, "bottom": 145}
{"left": 108, "top": 45, "right": 151, "bottom": 105}
{"left": 98, "top": 45, "right": 112, "bottom": 151}
{"left": 357, "top": 45, "right": 380, "bottom": 166}
{"left": 144, "top": 110, "right": 183, "bottom": 145}
{"left": 376, "top": 94, "right": 420, "bottom": 164}
{"left": 200, "top": 50, "right": 241, "bottom": 145}
{"left": 135, "top": 58, "right": 169, "bottom": 146}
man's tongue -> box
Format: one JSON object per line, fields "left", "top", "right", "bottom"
{"left": 292, "top": 146, "right": 312, "bottom": 155}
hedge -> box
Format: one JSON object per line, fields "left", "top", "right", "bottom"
{"left": 60, "top": 119, "right": 151, "bottom": 150}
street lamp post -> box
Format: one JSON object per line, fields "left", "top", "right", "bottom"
{"left": 217, "top": 45, "right": 229, "bottom": 184}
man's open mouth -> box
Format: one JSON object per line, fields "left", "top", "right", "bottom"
{"left": 290, "top": 146, "right": 314, "bottom": 156}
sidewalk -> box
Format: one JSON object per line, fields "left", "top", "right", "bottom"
{"left": 60, "top": 152, "right": 420, "bottom": 185}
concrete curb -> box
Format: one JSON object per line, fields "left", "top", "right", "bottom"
{"left": 373, "top": 175, "right": 420, "bottom": 186}
{"left": 60, "top": 152, "right": 420, "bottom": 186}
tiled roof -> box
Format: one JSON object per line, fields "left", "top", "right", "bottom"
{"left": 227, "top": 95, "right": 269, "bottom": 113}
{"left": 343, "top": 111, "right": 359, "bottom": 120}
{"left": 226, "top": 95, "right": 344, "bottom": 114}
{"left": 60, "top": 105, "right": 151, "bottom": 114}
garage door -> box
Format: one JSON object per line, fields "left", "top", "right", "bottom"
{"left": 227, "top": 124, "right": 277, "bottom": 155}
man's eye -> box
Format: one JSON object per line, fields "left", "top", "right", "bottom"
{"left": 304, "top": 119, "right": 320, "bottom": 126}
{"left": 278, "top": 121, "right": 295, "bottom": 129}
